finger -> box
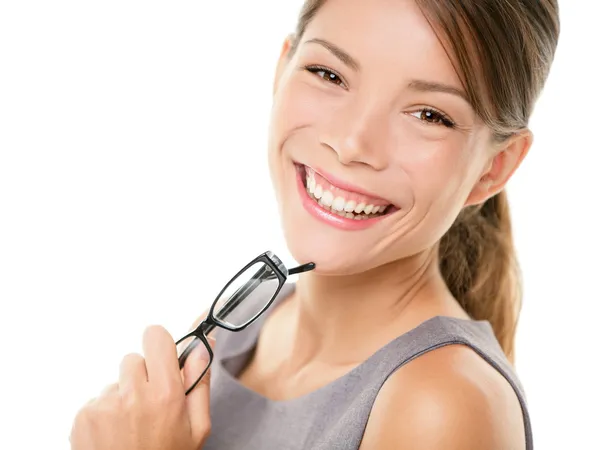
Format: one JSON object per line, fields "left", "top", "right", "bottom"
{"left": 186, "top": 336, "right": 215, "bottom": 443}
{"left": 119, "top": 352, "right": 148, "bottom": 394}
{"left": 142, "top": 325, "right": 181, "bottom": 390}
{"left": 182, "top": 337, "right": 210, "bottom": 389}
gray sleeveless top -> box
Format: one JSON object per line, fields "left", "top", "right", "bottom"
{"left": 204, "top": 283, "right": 533, "bottom": 450}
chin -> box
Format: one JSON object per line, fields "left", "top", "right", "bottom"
{"left": 278, "top": 207, "right": 379, "bottom": 276}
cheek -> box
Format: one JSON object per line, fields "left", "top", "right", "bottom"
{"left": 270, "top": 78, "right": 338, "bottom": 146}
{"left": 269, "top": 79, "right": 329, "bottom": 185}
{"left": 268, "top": 80, "right": 317, "bottom": 201}
{"left": 396, "top": 134, "right": 475, "bottom": 206}
{"left": 385, "top": 138, "right": 477, "bottom": 250}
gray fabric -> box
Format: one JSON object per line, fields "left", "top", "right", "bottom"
{"left": 204, "top": 283, "right": 533, "bottom": 450}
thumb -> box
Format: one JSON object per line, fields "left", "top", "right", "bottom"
{"left": 185, "top": 336, "right": 215, "bottom": 442}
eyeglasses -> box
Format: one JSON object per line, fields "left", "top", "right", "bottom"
{"left": 176, "top": 251, "right": 315, "bottom": 395}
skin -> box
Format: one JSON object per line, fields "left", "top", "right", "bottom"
{"left": 70, "top": 325, "right": 215, "bottom": 450}
{"left": 71, "top": 0, "right": 532, "bottom": 448}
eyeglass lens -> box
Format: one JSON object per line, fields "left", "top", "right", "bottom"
{"left": 178, "top": 260, "right": 281, "bottom": 393}
{"left": 212, "top": 261, "right": 281, "bottom": 328}
{"left": 177, "top": 336, "right": 211, "bottom": 393}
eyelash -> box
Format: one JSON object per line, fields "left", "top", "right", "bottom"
{"left": 303, "top": 64, "right": 456, "bottom": 129}
{"left": 409, "top": 108, "right": 456, "bottom": 129}
{"left": 304, "top": 64, "right": 346, "bottom": 87}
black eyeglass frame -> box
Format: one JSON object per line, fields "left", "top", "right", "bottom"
{"left": 176, "top": 251, "right": 314, "bottom": 395}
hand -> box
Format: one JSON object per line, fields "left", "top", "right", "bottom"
{"left": 70, "top": 325, "right": 214, "bottom": 450}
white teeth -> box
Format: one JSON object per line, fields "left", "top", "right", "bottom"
{"left": 303, "top": 172, "right": 390, "bottom": 218}
{"left": 314, "top": 184, "right": 323, "bottom": 199}
{"left": 321, "top": 191, "right": 334, "bottom": 207}
{"left": 332, "top": 197, "right": 345, "bottom": 211}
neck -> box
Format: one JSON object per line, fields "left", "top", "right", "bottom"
{"left": 284, "top": 247, "right": 458, "bottom": 369}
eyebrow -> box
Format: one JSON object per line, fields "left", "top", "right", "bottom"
{"left": 408, "top": 79, "right": 470, "bottom": 104}
{"left": 305, "top": 38, "right": 361, "bottom": 71}
{"left": 305, "top": 38, "right": 470, "bottom": 105}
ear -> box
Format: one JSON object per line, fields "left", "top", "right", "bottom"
{"left": 464, "top": 129, "right": 533, "bottom": 206}
{"left": 273, "top": 34, "right": 295, "bottom": 96}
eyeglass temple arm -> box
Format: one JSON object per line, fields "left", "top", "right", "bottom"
{"left": 288, "top": 262, "right": 316, "bottom": 276}
{"left": 262, "top": 262, "right": 317, "bottom": 280}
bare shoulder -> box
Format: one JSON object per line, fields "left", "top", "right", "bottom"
{"left": 359, "top": 344, "right": 526, "bottom": 450}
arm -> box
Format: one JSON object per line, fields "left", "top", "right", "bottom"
{"left": 359, "top": 345, "right": 526, "bottom": 450}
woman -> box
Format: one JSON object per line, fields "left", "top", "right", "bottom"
{"left": 70, "top": 0, "right": 560, "bottom": 449}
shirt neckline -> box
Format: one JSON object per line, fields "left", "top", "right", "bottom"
{"left": 215, "top": 283, "right": 493, "bottom": 406}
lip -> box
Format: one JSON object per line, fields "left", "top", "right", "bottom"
{"left": 294, "top": 164, "right": 393, "bottom": 231}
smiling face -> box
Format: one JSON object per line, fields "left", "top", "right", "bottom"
{"left": 268, "top": 0, "right": 529, "bottom": 275}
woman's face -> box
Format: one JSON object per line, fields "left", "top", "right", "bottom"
{"left": 268, "top": 0, "right": 523, "bottom": 275}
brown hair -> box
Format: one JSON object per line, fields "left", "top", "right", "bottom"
{"left": 289, "top": 0, "right": 560, "bottom": 363}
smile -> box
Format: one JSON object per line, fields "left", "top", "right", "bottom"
{"left": 295, "top": 164, "right": 397, "bottom": 231}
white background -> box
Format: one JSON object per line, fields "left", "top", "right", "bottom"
{"left": 0, "top": 1, "right": 598, "bottom": 449}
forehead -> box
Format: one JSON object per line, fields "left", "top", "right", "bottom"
{"left": 301, "top": 0, "right": 462, "bottom": 89}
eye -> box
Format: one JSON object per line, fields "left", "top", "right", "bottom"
{"left": 409, "top": 108, "right": 455, "bottom": 129}
{"left": 304, "top": 65, "right": 346, "bottom": 88}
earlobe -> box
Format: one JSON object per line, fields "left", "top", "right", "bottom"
{"left": 465, "top": 130, "right": 533, "bottom": 207}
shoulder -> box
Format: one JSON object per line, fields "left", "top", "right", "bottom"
{"left": 359, "top": 344, "right": 526, "bottom": 450}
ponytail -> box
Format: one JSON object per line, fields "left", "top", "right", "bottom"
{"left": 439, "top": 190, "right": 521, "bottom": 364}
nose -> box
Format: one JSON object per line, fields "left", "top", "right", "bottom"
{"left": 319, "top": 98, "right": 392, "bottom": 170}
